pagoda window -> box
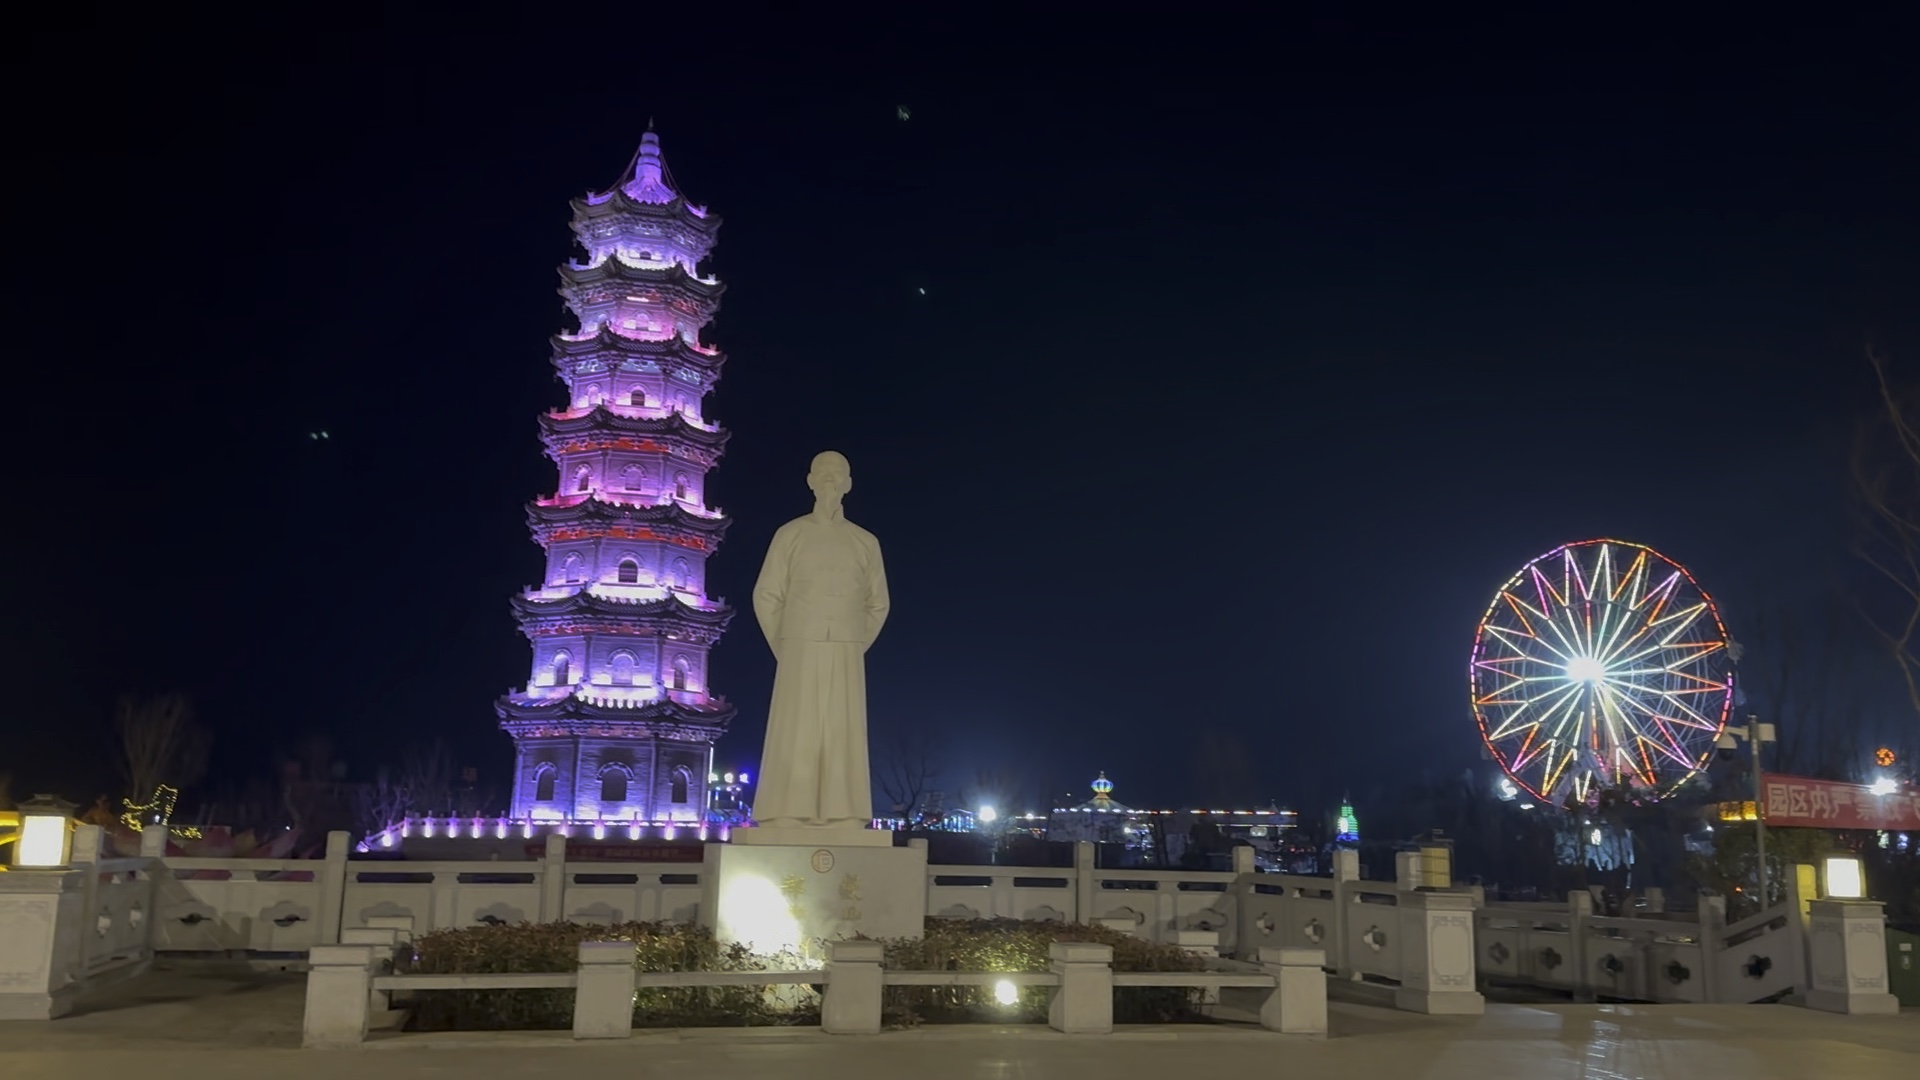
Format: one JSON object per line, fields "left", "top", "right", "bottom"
{"left": 599, "top": 767, "right": 629, "bottom": 804}
{"left": 609, "top": 651, "right": 637, "bottom": 684}
{"left": 616, "top": 558, "right": 640, "bottom": 584}
{"left": 533, "top": 765, "right": 556, "bottom": 803}
{"left": 621, "top": 464, "right": 645, "bottom": 489}
{"left": 627, "top": 387, "right": 647, "bottom": 407}
{"left": 574, "top": 466, "right": 592, "bottom": 493}
{"left": 562, "top": 553, "right": 586, "bottom": 583}
{"left": 552, "top": 651, "right": 573, "bottom": 685}
{"left": 671, "top": 558, "right": 693, "bottom": 589}
{"left": 671, "top": 657, "right": 690, "bottom": 691}
{"left": 673, "top": 473, "right": 690, "bottom": 500}
{"left": 586, "top": 383, "right": 604, "bottom": 406}
{"left": 670, "top": 767, "right": 692, "bottom": 805}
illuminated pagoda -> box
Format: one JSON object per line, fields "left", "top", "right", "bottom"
{"left": 497, "top": 128, "right": 736, "bottom": 824}
{"left": 1332, "top": 796, "right": 1360, "bottom": 848}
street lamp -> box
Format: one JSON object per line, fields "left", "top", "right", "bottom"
{"left": 11, "top": 794, "right": 77, "bottom": 869}
{"left": 1716, "top": 715, "right": 1777, "bottom": 908}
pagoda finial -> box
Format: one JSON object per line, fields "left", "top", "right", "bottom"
{"left": 1091, "top": 772, "right": 1114, "bottom": 797}
{"left": 618, "top": 126, "right": 677, "bottom": 204}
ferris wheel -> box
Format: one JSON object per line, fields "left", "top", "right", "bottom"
{"left": 1469, "top": 539, "right": 1735, "bottom": 806}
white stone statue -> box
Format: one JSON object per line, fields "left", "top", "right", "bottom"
{"left": 748, "top": 451, "right": 890, "bottom": 830}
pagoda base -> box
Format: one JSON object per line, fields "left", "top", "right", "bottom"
{"left": 701, "top": 838, "right": 926, "bottom": 959}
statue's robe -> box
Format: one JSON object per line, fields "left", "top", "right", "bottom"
{"left": 750, "top": 511, "right": 890, "bottom": 826}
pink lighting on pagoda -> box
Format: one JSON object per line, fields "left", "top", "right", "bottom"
{"left": 495, "top": 126, "right": 739, "bottom": 829}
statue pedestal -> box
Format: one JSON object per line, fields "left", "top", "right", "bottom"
{"left": 700, "top": 836, "right": 927, "bottom": 960}
{"left": 729, "top": 824, "right": 895, "bottom": 848}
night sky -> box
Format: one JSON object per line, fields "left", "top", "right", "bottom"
{"left": 10, "top": 23, "right": 1918, "bottom": 818}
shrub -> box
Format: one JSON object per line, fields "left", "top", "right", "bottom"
{"left": 403, "top": 920, "right": 815, "bottom": 1030}
{"left": 876, "top": 918, "right": 1209, "bottom": 1026}
{"left": 398, "top": 918, "right": 1212, "bottom": 1031}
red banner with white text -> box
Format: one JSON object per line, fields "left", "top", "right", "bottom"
{"left": 1760, "top": 773, "right": 1920, "bottom": 830}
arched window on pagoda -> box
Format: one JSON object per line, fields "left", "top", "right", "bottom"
{"left": 621, "top": 464, "right": 645, "bottom": 490}
{"left": 561, "top": 553, "right": 586, "bottom": 583}
{"left": 670, "top": 767, "right": 692, "bottom": 805}
{"left": 673, "top": 472, "right": 691, "bottom": 500}
{"left": 671, "top": 557, "right": 693, "bottom": 589}
{"left": 551, "top": 650, "right": 573, "bottom": 686}
{"left": 586, "top": 384, "right": 603, "bottom": 406}
{"left": 627, "top": 386, "right": 647, "bottom": 407}
{"left": 616, "top": 558, "right": 640, "bottom": 584}
{"left": 574, "top": 466, "right": 592, "bottom": 493}
{"left": 599, "top": 766, "right": 628, "bottom": 804}
{"left": 533, "top": 765, "right": 556, "bottom": 803}
{"left": 609, "top": 651, "right": 636, "bottom": 685}
{"left": 671, "top": 656, "right": 691, "bottom": 692}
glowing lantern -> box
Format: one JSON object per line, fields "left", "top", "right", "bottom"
{"left": 1822, "top": 855, "right": 1865, "bottom": 900}
{"left": 12, "top": 794, "right": 77, "bottom": 868}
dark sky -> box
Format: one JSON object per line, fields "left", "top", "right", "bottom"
{"left": 9, "top": 22, "right": 1917, "bottom": 817}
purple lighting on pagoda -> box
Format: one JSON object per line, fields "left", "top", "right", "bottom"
{"left": 493, "top": 128, "right": 739, "bottom": 828}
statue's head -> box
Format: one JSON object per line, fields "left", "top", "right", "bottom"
{"left": 808, "top": 450, "right": 852, "bottom": 502}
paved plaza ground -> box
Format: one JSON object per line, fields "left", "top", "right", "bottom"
{"left": 0, "top": 962, "right": 1913, "bottom": 1079}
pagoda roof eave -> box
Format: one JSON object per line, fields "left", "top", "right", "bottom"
{"left": 537, "top": 407, "right": 731, "bottom": 448}
{"left": 549, "top": 328, "right": 727, "bottom": 367}
{"left": 556, "top": 259, "right": 725, "bottom": 298}
{"left": 496, "top": 694, "right": 736, "bottom": 730}
{"left": 570, "top": 189, "right": 723, "bottom": 233}
{"left": 524, "top": 497, "right": 732, "bottom": 535}
{"left": 508, "top": 590, "right": 736, "bottom": 626}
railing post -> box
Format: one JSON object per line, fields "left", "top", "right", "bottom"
{"left": 302, "top": 944, "right": 375, "bottom": 1048}
{"left": 1330, "top": 849, "right": 1358, "bottom": 977}
{"left": 70, "top": 825, "right": 104, "bottom": 977}
{"left": 1231, "top": 845, "right": 1256, "bottom": 875}
{"left": 539, "top": 833, "right": 568, "bottom": 922}
{"left": 1393, "top": 890, "right": 1484, "bottom": 1015}
{"left": 1698, "top": 894, "right": 1726, "bottom": 1003}
{"left": 1258, "top": 946, "right": 1327, "bottom": 1034}
{"left": 1047, "top": 941, "right": 1113, "bottom": 1034}
{"left": 1566, "top": 891, "right": 1595, "bottom": 1003}
{"left": 0, "top": 867, "right": 86, "bottom": 1020}
{"left": 821, "top": 939, "right": 886, "bottom": 1035}
{"left": 340, "top": 927, "right": 401, "bottom": 1023}
{"left": 1805, "top": 899, "right": 1900, "bottom": 1015}
{"left": 316, "top": 832, "right": 350, "bottom": 944}
{"left": 1074, "top": 841, "right": 1096, "bottom": 924}
{"left": 139, "top": 826, "right": 169, "bottom": 859}
{"left": 573, "top": 940, "right": 637, "bottom": 1038}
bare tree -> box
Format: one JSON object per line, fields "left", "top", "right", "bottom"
{"left": 354, "top": 768, "right": 413, "bottom": 838}
{"left": 399, "top": 740, "right": 457, "bottom": 816}
{"left": 114, "top": 693, "right": 210, "bottom": 801}
{"left": 874, "top": 726, "right": 941, "bottom": 817}
{"left": 1853, "top": 345, "right": 1920, "bottom": 738}
{"left": 1734, "top": 601, "right": 1874, "bottom": 779}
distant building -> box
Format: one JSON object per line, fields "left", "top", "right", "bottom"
{"left": 1046, "top": 772, "right": 1298, "bottom": 868}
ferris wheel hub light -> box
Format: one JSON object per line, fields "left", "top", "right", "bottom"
{"left": 1566, "top": 656, "right": 1605, "bottom": 682}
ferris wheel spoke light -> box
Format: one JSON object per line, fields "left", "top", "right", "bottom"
{"left": 1470, "top": 539, "right": 1734, "bottom": 805}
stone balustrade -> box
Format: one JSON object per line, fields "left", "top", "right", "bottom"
{"left": 298, "top": 935, "right": 1330, "bottom": 1046}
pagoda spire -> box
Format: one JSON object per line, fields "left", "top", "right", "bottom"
{"left": 621, "top": 127, "right": 677, "bottom": 204}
